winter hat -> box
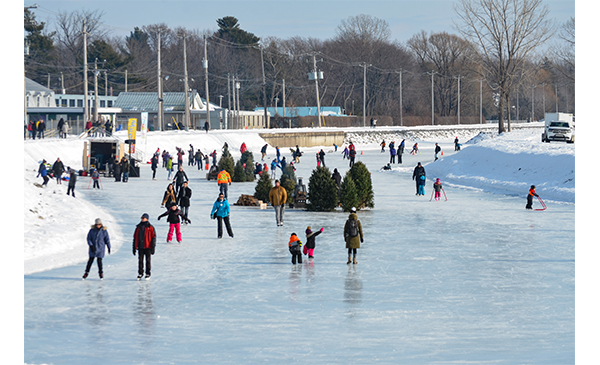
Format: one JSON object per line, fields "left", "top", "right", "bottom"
{"left": 351, "top": 207, "right": 357, "bottom": 213}
{"left": 436, "top": 178, "right": 440, "bottom": 182}
{"left": 141, "top": 213, "right": 149, "bottom": 220}
{"left": 95, "top": 218, "right": 102, "bottom": 225}
{"left": 306, "top": 226, "right": 312, "bottom": 234}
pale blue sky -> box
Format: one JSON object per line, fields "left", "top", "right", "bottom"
{"left": 28, "top": 0, "right": 574, "bottom": 45}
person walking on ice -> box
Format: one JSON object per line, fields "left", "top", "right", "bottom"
{"left": 434, "top": 143, "right": 442, "bottom": 161}
{"left": 210, "top": 193, "right": 234, "bottom": 239}
{"left": 133, "top": 213, "right": 156, "bottom": 280}
{"left": 526, "top": 185, "right": 540, "bottom": 210}
{"left": 288, "top": 233, "right": 303, "bottom": 264}
{"left": 344, "top": 207, "right": 363, "bottom": 264}
{"left": 412, "top": 162, "right": 426, "bottom": 196}
{"left": 82, "top": 218, "right": 111, "bottom": 280}
{"left": 304, "top": 226, "right": 324, "bottom": 259}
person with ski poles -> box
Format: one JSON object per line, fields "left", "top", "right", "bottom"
{"left": 432, "top": 178, "right": 443, "bottom": 201}
{"left": 526, "top": 185, "right": 539, "bottom": 210}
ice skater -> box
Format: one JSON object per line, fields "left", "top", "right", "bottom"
{"left": 434, "top": 143, "right": 441, "bottom": 161}
{"left": 158, "top": 204, "right": 190, "bottom": 243}
{"left": 344, "top": 207, "right": 363, "bottom": 264}
{"left": 304, "top": 226, "right": 324, "bottom": 259}
{"left": 288, "top": 233, "right": 303, "bottom": 264}
{"left": 526, "top": 185, "right": 539, "bottom": 210}
{"left": 133, "top": 213, "right": 156, "bottom": 280}
{"left": 412, "top": 162, "right": 426, "bottom": 196}
{"left": 210, "top": 193, "right": 234, "bottom": 239}
{"left": 82, "top": 218, "right": 111, "bottom": 280}
{"left": 433, "top": 178, "right": 443, "bottom": 201}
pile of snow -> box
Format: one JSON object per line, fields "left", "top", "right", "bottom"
{"left": 425, "top": 128, "right": 574, "bottom": 203}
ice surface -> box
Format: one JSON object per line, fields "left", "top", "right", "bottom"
{"left": 24, "top": 135, "right": 574, "bottom": 364}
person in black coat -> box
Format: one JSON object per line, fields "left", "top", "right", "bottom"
{"left": 67, "top": 169, "right": 77, "bottom": 197}
{"left": 177, "top": 181, "right": 192, "bottom": 221}
{"left": 172, "top": 166, "right": 189, "bottom": 195}
{"left": 113, "top": 158, "right": 122, "bottom": 182}
{"left": 52, "top": 158, "right": 65, "bottom": 184}
{"left": 151, "top": 154, "right": 159, "bottom": 180}
{"left": 412, "top": 162, "right": 426, "bottom": 196}
{"left": 332, "top": 168, "right": 342, "bottom": 190}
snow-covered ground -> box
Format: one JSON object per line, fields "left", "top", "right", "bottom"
{"left": 23, "top": 124, "right": 574, "bottom": 275}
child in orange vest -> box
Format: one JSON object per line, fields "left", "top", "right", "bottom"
{"left": 288, "top": 233, "right": 303, "bottom": 264}
{"left": 526, "top": 185, "right": 539, "bottom": 210}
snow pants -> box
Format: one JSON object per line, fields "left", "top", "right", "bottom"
{"left": 526, "top": 195, "right": 534, "bottom": 210}
{"left": 167, "top": 223, "right": 182, "bottom": 242}
{"left": 67, "top": 184, "right": 75, "bottom": 197}
{"left": 290, "top": 247, "right": 302, "bottom": 264}
{"left": 435, "top": 191, "right": 441, "bottom": 201}
{"left": 303, "top": 245, "right": 315, "bottom": 257}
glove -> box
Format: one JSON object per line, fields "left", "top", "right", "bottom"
{"left": 361, "top": 239, "right": 364, "bottom": 243}
{"left": 108, "top": 248, "right": 111, "bottom": 255}
{"left": 133, "top": 248, "right": 136, "bottom": 256}
{"left": 157, "top": 216, "right": 161, "bottom": 221}
{"left": 90, "top": 245, "right": 95, "bottom": 253}
{"left": 187, "top": 218, "right": 192, "bottom": 224}
{"left": 320, "top": 227, "right": 324, "bottom": 232}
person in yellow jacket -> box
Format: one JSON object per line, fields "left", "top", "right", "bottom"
{"left": 217, "top": 169, "right": 232, "bottom": 199}
{"left": 269, "top": 179, "right": 287, "bottom": 226}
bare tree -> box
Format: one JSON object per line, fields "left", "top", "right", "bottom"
{"left": 454, "top": 0, "right": 555, "bottom": 132}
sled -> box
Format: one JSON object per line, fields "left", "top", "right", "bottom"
{"left": 535, "top": 196, "right": 547, "bottom": 211}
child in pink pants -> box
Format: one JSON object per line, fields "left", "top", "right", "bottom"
{"left": 158, "top": 204, "right": 191, "bottom": 243}
{"left": 303, "top": 226, "right": 324, "bottom": 259}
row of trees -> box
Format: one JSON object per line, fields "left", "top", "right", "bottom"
{"left": 25, "top": 0, "right": 575, "bottom": 131}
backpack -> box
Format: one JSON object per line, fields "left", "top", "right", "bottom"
{"left": 347, "top": 219, "right": 359, "bottom": 237}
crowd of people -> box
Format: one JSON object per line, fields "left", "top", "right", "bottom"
{"left": 32, "top": 137, "right": 540, "bottom": 280}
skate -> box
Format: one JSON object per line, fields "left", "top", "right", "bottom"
{"left": 137, "top": 274, "right": 143, "bottom": 281}
{"left": 145, "top": 274, "right": 151, "bottom": 280}
{"left": 99, "top": 273, "right": 104, "bottom": 280}
{"left": 82, "top": 272, "right": 88, "bottom": 280}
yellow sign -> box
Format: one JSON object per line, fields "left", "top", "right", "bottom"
{"left": 128, "top": 118, "right": 137, "bottom": 140}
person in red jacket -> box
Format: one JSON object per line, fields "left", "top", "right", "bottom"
{"left": 133, "top": 213, "right": 157, "bottom": 280}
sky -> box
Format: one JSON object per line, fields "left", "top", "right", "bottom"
{"left": 25, "top": 0, "right": 575, "bottom": 45}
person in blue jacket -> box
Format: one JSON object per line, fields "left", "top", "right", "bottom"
{"left": 210, "top": 193, "right": 234, "bottom": 239}
{"left": 83, "top": 218, "right": 111, "bottom": 280}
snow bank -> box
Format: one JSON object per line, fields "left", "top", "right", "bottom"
{"left": 425, "top": 128, "right": 575, "bottom": 203}
{"left": 23, "top": 125, "right": 574, "bottom": 274}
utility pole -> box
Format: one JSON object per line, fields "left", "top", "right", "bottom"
{"left": 235, "top": 76, "right": 241, "bottom": 129}
{"left": 203, "top": 35, "right": 211, "bottom": 130}
{"left": 480, "top": 79, "right": 483, "bottom": 124}
{"left": 61, "top": 72, "right": 65, "bottom": 94}
{"left": 283, "top": 79, "right": 289, "bottom": 128}
{"left": 456, "top": 75, "right": 461, "bottom": 125}
{"left": 397, "top": 69, "right": 403, "bottom": 126}
{"left": 429, "top": 70, "right": 435, "bottom": 125}
{"left": 125, "top": 69, "right": 128, "bottom": 92}
{"left": 311, "top": 54, "right": 323, "bottom": 127}
{"left": 104, "top": 70, "right": 108, "bottom": 96}
{"left": 82, "top": 19, "right": 89, "bottom": 124}
{"left": 260, "top": 45, "right": 268, "bottom": 128}
{"left": 531, "top": 85, "right": 535, "bottom": 121}
{"left": 362, "top": 62, "right": 369, "bottom": 127}
{"left": 94, "top": 58, "right": 99, "bottom": 123}
{"left": 157, "top": 28, "right": 163, "bottom": 131}
{"left": 227, "top": 73, "right": 231, "bottom": 129}
{"left": 183, "top": 34, "right": 190, "bottom": 130}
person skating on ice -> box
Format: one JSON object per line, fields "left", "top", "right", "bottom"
{"left": 304, "top": 226, "right": 324, "bottom": 259}
{"left": 344, "top": 207, "right": 363, "bottom": 264}
{"left": 133, "top": 213, "right": 156, "bottom": 280}
{"left": 210, "top": 193, "right": 234, "bottom": 239}
{"left": 412, "top": 162, "right": 426, "bottom": 196}
{"left": 158, "top": 204, "right": 190, "bottom": 243}
{"left": 433, "top": 178, "right": 443, "bottom": 201}
{"left": 526, "top": 185, "right": 539, "bottom": 210}
{"left": 288, "top": 233, "right": 303, "bottom": 264}
{"left": 83, "top": 218, "right": 111, "bottom": 280}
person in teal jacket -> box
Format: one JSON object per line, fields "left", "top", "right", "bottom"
{"left": 210, "top": 193, "right": 234, "bottom": 239}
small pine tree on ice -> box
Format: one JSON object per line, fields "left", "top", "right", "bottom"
{"left": 232, "top": 160, "right": 247, "bottom": 182}
{"left": 280, "top": 169, "right": 296, "bottom": 204}
{"left": 241, "top": 151, "right": 256, "bottom": 182}
{"left": 339, "top": 172, "right": 360, "bottom": 212}
{"left": 306, "top": 166, "right": 338, "bottom": 211}
{"left": 218, "top": 146, "right": 235, "bottom": 178}
{"left": 254, "top": 172, "right": 272, "bottom": 202}
{"left": 349, "top": 161, "right": 374, "bottom": 209}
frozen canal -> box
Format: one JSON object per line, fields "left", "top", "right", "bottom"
{"left": 24, "top": 146, "right": 574, "bottom": 364}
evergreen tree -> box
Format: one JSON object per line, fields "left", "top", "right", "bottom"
{"left": 218, "top": 146, "right": 235, "bottom": 178}
{"left": 254, "top": 172, "right": 273, "bottom": 202}
{"left": 232, "top": 160, "right": 247, "bottom": 182}
{"left": 306, "top": 167, "right": 338, "bottom": 211}
{"left": 339, "top": 173, "right": 360, "bottom": 212}
{"left": 349, "top": 161, "right": 374, "bottom": 209}
{"left": 241, "top": 151, "right": 255, "bottom": 182}
{"left": 280, "top": 168, "right": 296, "bottom": 204}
